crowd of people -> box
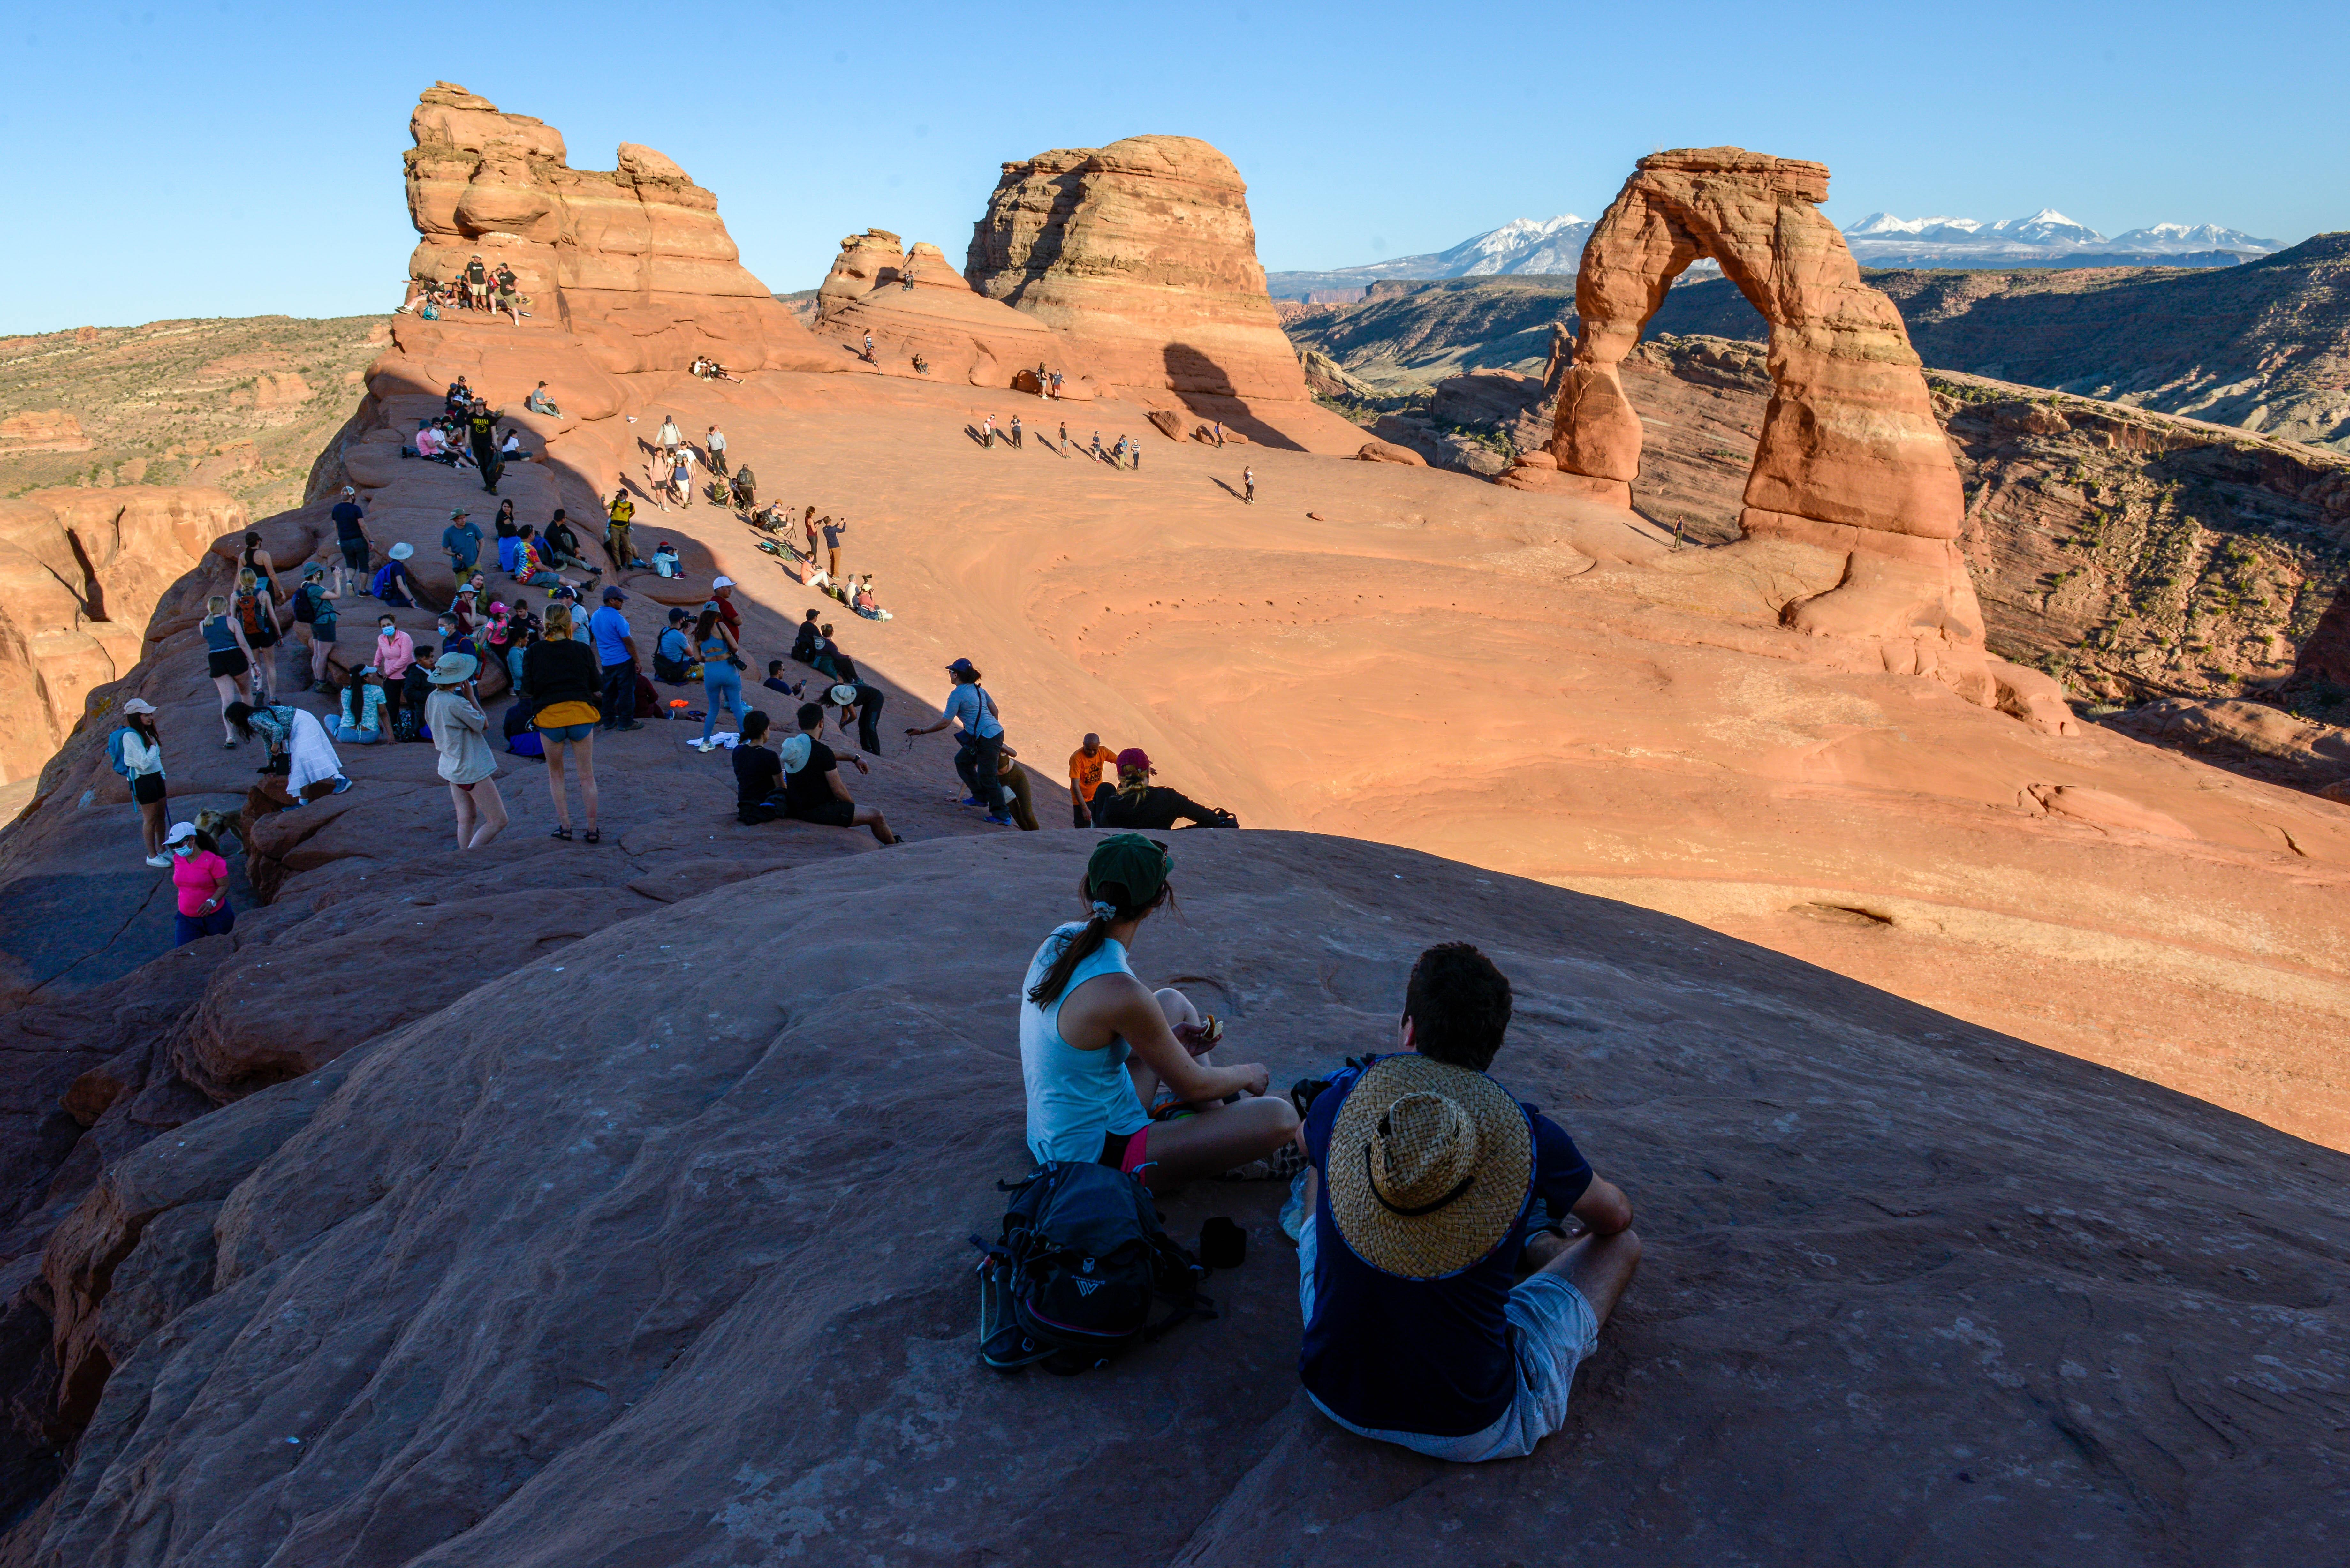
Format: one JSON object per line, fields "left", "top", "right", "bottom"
{"left": 397, "top": 255, "right": 529, "bottom": 325}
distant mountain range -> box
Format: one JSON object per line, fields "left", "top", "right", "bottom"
{"left": 1267, "top": 208, "right": 2285, "bottom": 299}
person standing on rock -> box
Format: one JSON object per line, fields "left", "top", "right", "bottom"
{"left": 656, "top": 415, "right": 682, "bottom": 462}
{"left": 690, "top": 606, "right": 748, "bottom": 751}
{"left": 295, "top": 570, "right": 340, "bottom": 691}
{"left": 442, "top": 509, "right": 482, "bottom": 580}
{"left": 590, "top": 586, "right": 644, "bottom": 734}
{"left": 467, "top": 399, "right": 505, "bottom": 494}
{"left": 822, "top": 517, "right": 849, "bottom": 582}
{"left": 1057, "top": 420, "right": 1069, "bottom": 458}
{"left": 424, "top": 654, "right": 508, "bottom": 851}
{"left": 982, "top": 414, "right": 995, "bottom": 449}
{"left": 863, "top": 330, "right": 876, "bottom": 363}
{"left": 375, "top": 613, "right": 417, "bottom": 734}
{"left": 164, "top": 822, "right": 234, "bottom": 947}
{"left": 1243, "top": 465, "right": 1255, "bottom": 505}
{"left": 1018, "top": 833, "right": 1299, "bottom": 1187}
{"left": 464, "top": 254, "right": 489, "bottom": 311}
{"left": 706, "top": 424, "right": 728, "bottom": 479}
{"left": 1292, "top": 942, "right": 1640, "bottom": 1463}
{"left": 1050, "top": 371, "right": 1063, "bottom": 399}
{"left": 605, "top": 491, "right": 640, "bottom": 570}
{"left": 1010, "top": 414, "right": 1023, "bottom": 450}
{"left": 111, "top": 698, "right": 170, "bottom": 866}
{"left": 525, "top": 602, "right": 605, "bottom": 843}
{"left": 905, "top": 657, "right": 1012, "bottom": 825}
{"left": 493, "top": 261, "right": 522, "bottom": 324}
{"left": 823, "top": 677, "right": 885, "bottom": 757}
{"left": 329, "top": 486, "right": 373, "bottom": 597}
{"left": 669, "top": 446, "right": 695, "bottom": 510}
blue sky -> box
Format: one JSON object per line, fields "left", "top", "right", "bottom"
{"left": 4, "top": 0, "right": 2342, "bottom": 333}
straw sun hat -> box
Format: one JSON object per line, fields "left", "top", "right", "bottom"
{"left": 1326, "top": 1054, "right": 1532, "bottom": 1280}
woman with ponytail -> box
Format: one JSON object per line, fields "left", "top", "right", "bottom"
{"left": 1018, "top": 834, "right": 1298, "bottom": 1188}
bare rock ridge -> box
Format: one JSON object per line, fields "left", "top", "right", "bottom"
{"left": 1536, "top": 147, "right": 2049, "bottom": 723}
{"left": 19, "top": 835, "right": 2350, "bottom": 1567}
{"left": 965, "top": 136, "right": 1311, "bottom": 404}
{"left": 811, "top": 228, "right": 1086, "bottom": 393}
{"left": 402, "top": 81, "right": 830, "bottom": 376}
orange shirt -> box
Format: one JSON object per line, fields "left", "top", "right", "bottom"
{"left": 1068, "top": 746, "right": 1117, "bottom": 795}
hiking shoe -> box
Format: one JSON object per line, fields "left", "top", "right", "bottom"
{"left": 985, "top": 814, "right": 1014, "bottom": 827}
{"left": 144, "top": 853, "right": 172, "bottom": 869}
{"left": 331, "top": 776, "right": 354, "bottom": 794}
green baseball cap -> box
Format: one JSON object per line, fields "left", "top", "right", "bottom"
{"left": 1088, "top": 833, "right": 1172, "bottom": 913}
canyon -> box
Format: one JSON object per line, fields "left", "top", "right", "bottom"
{"left": 0, "top": 106, "right": 2343, "bottom": 1566}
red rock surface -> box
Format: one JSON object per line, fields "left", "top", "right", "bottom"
{"left": 13, "top": 833, "right": 2350, "bottom": 1566}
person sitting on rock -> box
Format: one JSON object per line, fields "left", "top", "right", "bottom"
{"left": 654, "top": 610, "right": 695, "bottom": 684}
{"left": 764, "top": 660, "right": 806, "bottom": 698}
{"left": 1018, "top": 833, "right": 1297, "bottom": 1188}
{"left": 335, "top": 668, "right": 388, "bottom": 745}
{"left": 377, "top": 541, "right": 422, "bottom": 608}
{"left": 651, "top": 541, "right": 682, "bottom": 579}
{"left": 851, "top": 574, "right": 890, "bottom": 621}
{"left": 778, "top": 701, "right": 895, "bottom": 844}
{"left": 524, "top": 381, "right": 560, "bottom": 416}
{"left": 789, "top": 608, "right": 823, "bottom": 666}
{"left": 1091, "top": 749, "right": 1237, "bottom": 831}
{"left": 732, "top": 708, "right": 794, "bottom": 825}
{"left": 541, "top": 510, "right": 598, "bottom": 578}
{"left": 1292, "top": 942, "right": 1640, "bottom": 1462}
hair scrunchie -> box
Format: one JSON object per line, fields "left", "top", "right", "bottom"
{"left": 1090, "top": 900, "right": 1120, "bottom": 923}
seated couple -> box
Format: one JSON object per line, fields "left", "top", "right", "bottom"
{"left": 733, "top": 705, "right": 897, "bottom": 844}
{"left": 1018, "top": 837, "right": 1639, "bottom": 1463}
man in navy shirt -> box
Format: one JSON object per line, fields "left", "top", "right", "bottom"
{"left": 1296, "top": 942, "right": 1640, "bottom": 1460}
{"left": 329, "top": 486, "right": 372, "bottom": 597}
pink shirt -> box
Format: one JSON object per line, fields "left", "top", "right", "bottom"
{"left": 375, "top": 629, "right": 416, "bottom": 679}
{"left": 171, "top": 850, "right": 228, "bottom": 917}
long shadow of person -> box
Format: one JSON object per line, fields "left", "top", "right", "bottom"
{"left": 1209, "top": 477, "right": 1245, "bottom": 500}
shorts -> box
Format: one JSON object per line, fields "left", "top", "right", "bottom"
{"left": 785, "top": 798, "right": 858, "bottom": 829}
{"left": 208, "top": 648, "right": 249, "bottom": 680}
{"left": 1097, "top": 1125, "right": 1152, "bottom": 1176}
{"left": 539, "top": 721, "right": 595, "bottom": 744}
{"left": 173, "top": 904, "right": 235, "bottom": 947}
{"left": 339, "top": 539, "right": 368, "bottom": 570}
{"left": 1296, "top": 1216, "right": 1598, "bottom": 1462}
{"left": 313, "top": 623, "right": 338, "bottom": 645}
{"left": 132, "top": 773, "right": 166, "bottom": 806}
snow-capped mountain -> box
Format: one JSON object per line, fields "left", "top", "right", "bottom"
{"left": 1430, "top": 215, "right": 1593, "bottom": 276}
{"left": 1842, "top": 209, "right": 2278, "bottom": 266}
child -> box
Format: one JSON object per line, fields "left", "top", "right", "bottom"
{"left": 651, "top": 541, "right": 682, "bottom": 578}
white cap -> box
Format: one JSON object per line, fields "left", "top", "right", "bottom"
{"left": 162, "top": 821, "right": 198, "bottom": 845}
{"left": 711, "top": 575, "right": 735, "bottom": 589}
{"left": 120, "top": 697, "right": 157, "bottom": 715}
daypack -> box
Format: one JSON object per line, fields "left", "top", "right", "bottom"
{"left": 105, "top": 726, "right": 134, "bottom": 779}
{"left": 974, "top": 1160, "right": 1211, "bottom": 1374}
{"left": 369, "top": 565, "right": 395, "bottom": 598}
{"left": 504, "top": 697, "right": 542, "bottom": 756}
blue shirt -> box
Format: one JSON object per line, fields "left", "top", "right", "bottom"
{"left": 442, "top": 522, "right": 480, "bottom": 563}
{"left": 944, "top": 683, "right": 1002, "bottom": 741}
{"left": 589, "top": 606, "right": 634, "bottom": 665}
{"left": 1017, "top": 923, "right": 1149, "bottom": 1162}
{"left": 1299, "top": 1057, "right": 1593, "bottom": 1438}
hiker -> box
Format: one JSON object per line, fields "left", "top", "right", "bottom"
{"left": 823, "top": 677, "right": 884, "bottom": 756}
{"left": 1050, "top": 370, "right": 1063, "bottom": 398}
{"left": 765, "top": 660, "right": 807, "bottom": 698}
{"left": 398, "top": 644, "right": 438, "bottom": 737}
{"left": 374, "top": 614, "right": 416, "bottom": 730}
{"left": 422, "top": 654, "right": 506, "bottom": 850}
{"left": 1243, "top": 466, "right": 1255, "bottom": 505}
{"left": 224, "top": 700, "right": 352, "bottom": 806}
{"left": 376, "top": 541, "right": 421, "bottom": 609}
{"left": 443, "top": 508, "right": 482, "bottom": 577}
{"left": 982, "top": 414, "right": 995, "bottom": 449}
{"left": 863, "top": 330, "right": 875, "bottom": 363}
{"left": 822, "top": 517, "right": 849, "bottom": 581}
{"left": 689, "top": 605, "right": 747, "bottom": 751}
{"left": 1010, "top": 414, "right": 1023, "bottom": 450}
{"left": 335, "top": 668, "right": 388, "bottom": 744}
{"left": 164, "top": 822, "right": 234, "bottom": 947}
{"left": 706, "top": 425, "right": 728, "bottom": 477}
{"left": 656, "top": 415, "right": 682, "bottom": 458}
{"left": 1294, "top": 942, "right": 1640, "bottom": 1460}
{"left": 668, "top": 446, "right": 695, "bottom": 509}
{"left": 1212, "top": 421, "right": 1224, "bottom": 448}
{"left": 1090, "top": 431, "right": 1104, "bottom": 463}
{"left": 790, "top": 608, "right": 824, "bottom": 665}
{"left": 112, "top": 698, "right": 169, "bottom": 865}
{"left": 1091, "top": 749, "right": 1236, "bottom": 830}
{"left": 656, "top": 611, "right": 696, "bottom": 683}
{"left": 801, "top": 507, "right": 821, "bottom": 560}
{"left": 590, "top": 586, "right": 644, "bottom": 733}
{"left": 238, "top": 529, "right": 281, "bottom": 597}
{"left": 464, "top": 254, "right": 489, "bottom": 310}
{"left": 732, "top": 465, "right": 756, "bottom": 511}
{"left": 287, "top": 566, "right": 335, "bottom": 690}
{"left": 199, "top": 594, "right": 257, "bottom": 746}
{"left": 466, "top": 398, "right": 505, "bottom": 493}
{"left": 997, "top": 749, "right": 1040, "bottom": 831}
{"left": 709, "top": 577, "right": 742, "bottom": 638}
{"left": 905, "top": 657, "right": 1012, "bottom": 825}
{"left": 525, "top": 381, "right": 560, "bottom": 416}
{"left": 1067, "top": 733, "right": 1117, "bottom": 828}
{"left": 493, "top": 261, "right": 523, "bottom": 323}
{"left": 781, "top": 702, "right": 896, "bottom": 843}
{"left": 1018, "top": 833, "right": 1297, "bottom": 1187}
{"left": 606, "top": 491, "right": 641, "bottom": 570}
{"left": 1036, "top": 361, "right": 1049, "bottom": 398}
{"left": 329, "top": 486, "right": 372, "bottom": 595}
{"left": 542, "top": 510, "right": 597, "bottom": 578}
{"left": 231, "top": 569, "right": 279, "bottom": 703}
{"left": 525, "top": 602, "right": 605, "bottom": 843}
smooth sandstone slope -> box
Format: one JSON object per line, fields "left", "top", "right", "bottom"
{"left": 24, "top": 832, "right": 2350, "bottom": 1567}
{"left": 530, "top": 366, "right": 2350, "bottom": 1150}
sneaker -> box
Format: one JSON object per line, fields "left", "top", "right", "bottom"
{"left": 985, "top": 814, "right": 1014, "bottom": 827}
{"left": 144, "top": 853, "right": 172, "bottom": 869}
{"left": 617, "top": 721, "right": 645, "bottom": 732}
{"left": 331, "top": 776, "right": 354, "bottom": 794}
{"left": 960, "top": 796, "right": 984, "bottom": 808}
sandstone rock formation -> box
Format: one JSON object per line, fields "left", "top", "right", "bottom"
{"left": 13, "top": 833, "right": 2349, "bottom": 1566}
{"left": 0, "top": 487, "right": 239, "bottom": 784}
{"left": 966, "top": 136, "right": 1309, "bottom": 403}
{"left": 402, "top": 82, "right": 829, "bottom": 375}
{"left": 0, "top": 411, "right": 92, "bottom": 453}
{"left": 1550, "top": 150, "right": 1991, "bottom": 697}
{"left": 810, "top": 229, "right": 1090, "bottom": 390}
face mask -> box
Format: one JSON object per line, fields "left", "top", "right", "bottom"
{"left": 173, "top": 843, "right": 193, "bottom": 857}
{"left": 380, "top": 623, "right": 395, "bottom": 634}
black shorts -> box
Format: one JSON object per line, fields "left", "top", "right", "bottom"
{"left": 340, "top": 539, "right": 368, "bottom": 570}
{"left": 786, "top": 798, "right": 857, "bottom": 829}
{"left": 208, "top": 648, "right": 249, "bottom": 680}
{"left": 246, "top": 623, "right": 277, "bottom": 649}
{"left": 313, "top": 623, "right": 338, "bottom": 645}
{"left": 132, "top": 773, "right": 166, "bottom": 806}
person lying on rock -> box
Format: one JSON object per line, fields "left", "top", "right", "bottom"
{"left": 1091, "top": 749, "right": 1236, "bottom": 831}
{"left": 1020, "top": 833, "right": 1298, "bottom": 1189}
{"left": 1292, "top": 942, "right": 1640, "bottom": 1462}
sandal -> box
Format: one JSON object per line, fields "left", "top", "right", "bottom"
{"left": 584, "top": 828, "right": 601, "bottom": 844}
{"left": 550, "top": 825, "right": 573, "bottom": 841}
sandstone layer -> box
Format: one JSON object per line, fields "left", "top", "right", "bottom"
{"left": 0, "top": 487, "right": 239, "bottom": 784}
{"left": 810, "top": 229, "right": 1094, "bottom": 391}
{"left": 965, "top": 137, "right": 1337, "bottom": 426}
{"left": 402, "top": 82, "right": 830, "bottom": 376}
{"left": 17, "top": 832, "right": 2350, "bottom": 1567}
{"left": 1550, "top": 149, "right": 1989, "bottom": 697}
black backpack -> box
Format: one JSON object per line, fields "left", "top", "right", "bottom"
{"left": 974, "top": 1160, "right": 1211, "bottom": 1373}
